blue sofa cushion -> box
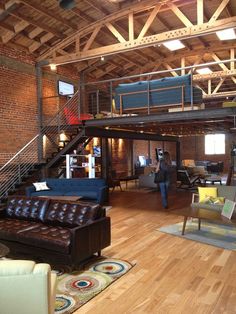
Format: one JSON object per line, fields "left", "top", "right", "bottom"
{"left": 114, "top": 74, "right": 202, "bottom": 110}
{"left": 30, "top": 191, "right": 64, "bottom": 197}
{"left": 26, "top": 178, "right": 108, "bottom": 205}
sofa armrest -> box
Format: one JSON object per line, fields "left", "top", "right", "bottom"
{"left": 97, "top": 186, "right": 108, "bottom": 205}
{"left": 70, "top": 217, "right": 111, "bottom": 265}
{"left": 25, "top": 186, "right": 36, "bottom": 197}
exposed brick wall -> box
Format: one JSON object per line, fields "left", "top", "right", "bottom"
{"left": 0, "top": 64, "right": 38, "bottom": 158}
{"left": 110, "top": 138, "right": 130, "bottom": 176}
{"left": 0, "top": 44, "right": 79, "bottom": 166}
{"left": 179, "top": 134, "right": 233, "bottom": 172}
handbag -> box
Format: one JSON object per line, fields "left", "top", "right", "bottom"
{"left": 154, "top": 169, "right": 166, "bottom": 183}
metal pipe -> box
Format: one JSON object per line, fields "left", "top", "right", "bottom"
{"left": 83, "top": 58, "right": 236, "bottom": 86}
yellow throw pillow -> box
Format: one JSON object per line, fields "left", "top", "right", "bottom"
{"left": 198, "top": 187, "right": 217, "bottom": 203}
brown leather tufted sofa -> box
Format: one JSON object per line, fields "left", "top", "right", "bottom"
{"left": 0, "top": 196, "right": 111, "bottom": 267}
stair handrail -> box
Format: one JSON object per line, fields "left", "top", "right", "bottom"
{"left": 0, "top": 91, "right": 82, "bottom": 201}
{"left": 0, "top": 134, "right": 39, "bottom": 172}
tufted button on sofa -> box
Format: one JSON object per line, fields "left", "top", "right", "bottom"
{"left": 0, "top": 196, "right": 111, "bottom": 267}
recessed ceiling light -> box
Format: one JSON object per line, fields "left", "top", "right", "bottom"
{"left": 196, "top": 67, "right": 212, "bottom": 75}
{"left": 163, "top": 40, "right": 185, "bottom": 51}
{"left": 216, "top": 28, "right": 236, "bottom": 40}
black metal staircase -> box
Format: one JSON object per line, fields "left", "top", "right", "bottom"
{"left": 0, "top": 91, "right": 94, "bottom": 203}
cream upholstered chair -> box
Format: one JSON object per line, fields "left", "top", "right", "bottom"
{"left": 0, "top": 260, "right": 57, "bottom": 314}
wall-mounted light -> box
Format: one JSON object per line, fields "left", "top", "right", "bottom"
{"left": 50, "top": 64, "right": 57, "bottom": 71}
{"left": 59, "top": 131, "right": 67, "bottom": 142}
{"left": 101, "top": 56, "right": 105, "bottom": 62}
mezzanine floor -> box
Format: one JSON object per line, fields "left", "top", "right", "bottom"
{"left": 76, "top": 185, "right": 236, "bottom": 314}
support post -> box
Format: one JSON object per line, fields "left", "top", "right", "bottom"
{"left": 190, "top": 68, "right": 194, "bottom": 109}
{"left": 176, "top": 140, "right": 181, "bottom": 170}
{"left": 101, "top": 138, "right": 109, "bottom": 180}
{"left": 110, "top": 81, "right": 113, "bottom": 117}
{"left": 36, "top": 63, "right": 43, "bottom": 163}
{"left": 96, "top": 89, "right": 99, "bottom": 115}
{"left": 79, "top": 71, "right": 85, "bottom": 117}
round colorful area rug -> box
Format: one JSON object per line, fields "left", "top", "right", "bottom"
{"left": 55, "top": 258, "right": 134, "bottom": 314}
{"left": 55, "top": 294, "right": 76, "bottom": 313}
{"left": 57, "top": 270, "right": 112, "bottom": 296}
{"left": 89, "top": 258, "right": 132, "bottom": 278}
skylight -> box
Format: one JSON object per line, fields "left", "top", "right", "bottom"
{"left": 196, "top": 67, "right": 212, "bottom": 75}
{"left": 216, "top": 28, "right": 236, "bottom": 40}
{"left": 163, "top": 40, "right": 185, "bottom": 51}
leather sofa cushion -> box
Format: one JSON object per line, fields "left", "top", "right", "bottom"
{"left": 43, "top": 201, "right": 103, "bottom": 227}
{"left": 0, "top": 219, "right": 41, "bottom": 241}
{"left": 6, "top": 197, "right": 49, "bottom": 222}
{"left": 18, "top": 225, "right": 71, "bottom": 254}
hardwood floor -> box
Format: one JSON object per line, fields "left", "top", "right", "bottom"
{"left": 75, "top": 186, "right": 236, "bottom": 314}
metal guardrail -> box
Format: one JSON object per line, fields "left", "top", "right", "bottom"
{"left": 0, "top": 91, "right": 81, "bottom": 201}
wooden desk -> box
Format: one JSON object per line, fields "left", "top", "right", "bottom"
{"left": 175, "top": 207, "right": 236, "bottom": 235}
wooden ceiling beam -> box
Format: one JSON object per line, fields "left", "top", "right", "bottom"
{"left": 209, "top": 0, "right": 230, "bottom": 24}
{"left": 212, "top": 78, "right": 225, "bottom": 94}
{"left": 137, "top": 4, "right": 162, "bottom": 40}
{"left": 18, "top": 0, "right": 77, "bottom": 30}
{"left": 105, "top": 22, "right": 126, "bottom": 43}
{"left": 46, "top": 16, "right": 236, "bottom": 66}
{"left": 38, "top": 0, "right": 193, "bottom": 61}
{"left": 197, "top": 0, "right": 204, "bottom": 25}
{"left": 211, "top": 53, "right": 229, "bottom": 71}
{"left": 5, "top": 8, "right": 65, "bottom": 39}
{"left": 167, "top": 2, "right": 193, "bottom": 27}
{"left": 1, "top": 20, "right": 29, "bottom": 43}
{"left": 82, "top": 26, "right": 101, "bottom": 51}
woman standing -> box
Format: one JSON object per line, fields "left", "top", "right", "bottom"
{"left": 156, "top": 151, "right": 172, "bottom": 209}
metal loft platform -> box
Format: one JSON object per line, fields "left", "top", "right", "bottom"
{"left": 83, "top": 107, "right": 236, "bottom": 136}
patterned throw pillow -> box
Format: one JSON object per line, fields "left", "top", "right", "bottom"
{"left": 201, "top": 196, "right": 225, "bottom": 205}
{"left": 33, "top": 182, "right": 50, "bottom": 192}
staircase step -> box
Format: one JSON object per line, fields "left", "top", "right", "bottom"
{"left": 8, "top": 189, "right": 17, "bottom": 195}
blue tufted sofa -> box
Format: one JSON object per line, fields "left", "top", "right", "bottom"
{"left": 25, "top": 178, "right": 108, "bottom": 205}
{"left": 114, "top": 74, "right": 202, "bottom": 112}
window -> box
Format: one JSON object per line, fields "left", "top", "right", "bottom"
{"left": 205, "top": 134, "right": 225, "bottom": 155}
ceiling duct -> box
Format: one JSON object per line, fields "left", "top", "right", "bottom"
{"left": 59, "top": 0, "right": 76, "bottom": 9}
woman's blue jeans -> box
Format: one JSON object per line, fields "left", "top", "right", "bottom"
{"left": 159, "top": 181, "right": 169, "bottom": 208}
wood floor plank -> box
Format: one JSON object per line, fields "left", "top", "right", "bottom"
{"left": 74, "top": 187, "right": 236, "bottom": 313}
